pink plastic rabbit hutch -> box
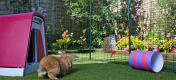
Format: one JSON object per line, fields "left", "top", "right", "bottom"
{"left": 0, "top": 12, "right": 47, "bottom": 76}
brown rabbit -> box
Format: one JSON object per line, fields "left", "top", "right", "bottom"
{"left": 37, "top": 51, "right": 78, "bottom": 80}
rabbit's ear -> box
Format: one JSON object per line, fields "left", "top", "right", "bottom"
{"left": 58, "top": 51, "right": 67, "bottom": 57}
{"left": 68, "top": 55, "right": 78, "bottom": 61}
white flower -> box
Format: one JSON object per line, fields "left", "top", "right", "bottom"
{"left": 83, "top": 38, "right": 86, "bottom": 41}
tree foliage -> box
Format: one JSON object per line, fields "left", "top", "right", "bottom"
{"left": 157, "top": 0, "right": 176, "bottom": 32}
{"left": 64, "top": 0, "right": 126, "bottom": 47}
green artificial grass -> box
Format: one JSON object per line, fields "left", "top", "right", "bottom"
{"left": 0, "top": 52, "right": 176, "bottom": 80}
{"left": 0, "top": 63, "right": 176, "bottom": 80}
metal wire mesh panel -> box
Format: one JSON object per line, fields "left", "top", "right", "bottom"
{"left": 129, "top": 0, "right": 176, "bottom": 72}
{"left": 89, "top": 0, "right": 129, "bottom": 64}
{"left": 0, "top": 0, "right": 175, "bottom": 73}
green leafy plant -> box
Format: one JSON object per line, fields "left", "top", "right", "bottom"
{"left": 64, "top": 0, "right": 123, "bottom": 48}
{"left": 157, "top": 0, "right": 176, "bottom": 32}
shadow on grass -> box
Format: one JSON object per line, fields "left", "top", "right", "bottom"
{"left": 111, "top": 60, "right": 176, "bottom": 74}
{"left": 58, "top": 68, "right": 80, "bottom": 78}
{"left": 110, "top": 61, "right": 129, "bottom": 65}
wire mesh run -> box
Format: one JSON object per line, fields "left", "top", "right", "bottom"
{"left": 0, "top": 0, "right": 175, "bottom": 73}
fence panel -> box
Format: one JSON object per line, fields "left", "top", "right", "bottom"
{"left": 129, "top": 0, "right": 176, "bottom": 72}
{"left": 0, "top": 0, "right": 175, "bottom": 72}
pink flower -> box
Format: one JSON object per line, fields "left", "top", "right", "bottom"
{"left": 153, "top": 45, "right": 159, "bottom": 52}
{"left": 172, "top": 48, "right": 176, "bottom": 53}
{"left": 62, "top": 32, "right": 67, "bottom": 37}
{"left": 66, "top": 35, "right": 69, "bottom": 37}
{"left": 145, "top": 42, "right": 149, "bottom": 46}
{"left": 161, "top": 32, "right": 165, "bottom": 36}
{"left": 70, "top": 35, "right": 73, "bottom": 37}
{"left": 124, "top": 45, "right": 129, "bottom": 52}
{"left": 167, "top": 33, "right": 171, "bottom": 38}
{"left": 83, "top": 45, "right": 87, "bottom": 49}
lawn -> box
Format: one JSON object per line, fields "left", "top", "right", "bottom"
{"left": 50, "top": 52, "right": 129, "bottom": 64}
{"left": 0, "top": 63, "right": 176, "bottom": 80}
{"left": 0, "top": 52, "right": 176, "bottom": 80}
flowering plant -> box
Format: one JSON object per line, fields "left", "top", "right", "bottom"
{"left": 117, "top": 30, "right": 147, "bottom": 50}
{"left": 117, "top": 36, "right": 147, "bottom": 51}
{"left": 117, "top": 30, "right": 176, "bottom": 53}
{"left": 79, "top": 35, "right": 88, "bottom": 49}
{"left": 160, "top": 32, "right": 176, "bottom": 52}
{"left": 56, "top": 30, "right": 73, "bottom": 49}
{"left": 83, "top": 45, "right": 88, "bottom": 49}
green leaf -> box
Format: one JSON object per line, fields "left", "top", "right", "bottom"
{"left": 82, "top": 29, "right": 87, "bottom": 33}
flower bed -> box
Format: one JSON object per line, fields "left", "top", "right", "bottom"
{"left": 116, "top": 30, "right": 176, "bottom": 53}
{"left": 49, "top": 30, "right": 89, "bottom": 50}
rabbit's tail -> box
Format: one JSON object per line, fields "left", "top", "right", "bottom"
{"left": 38, "top": 68, "right": 47, "bottom": 78}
